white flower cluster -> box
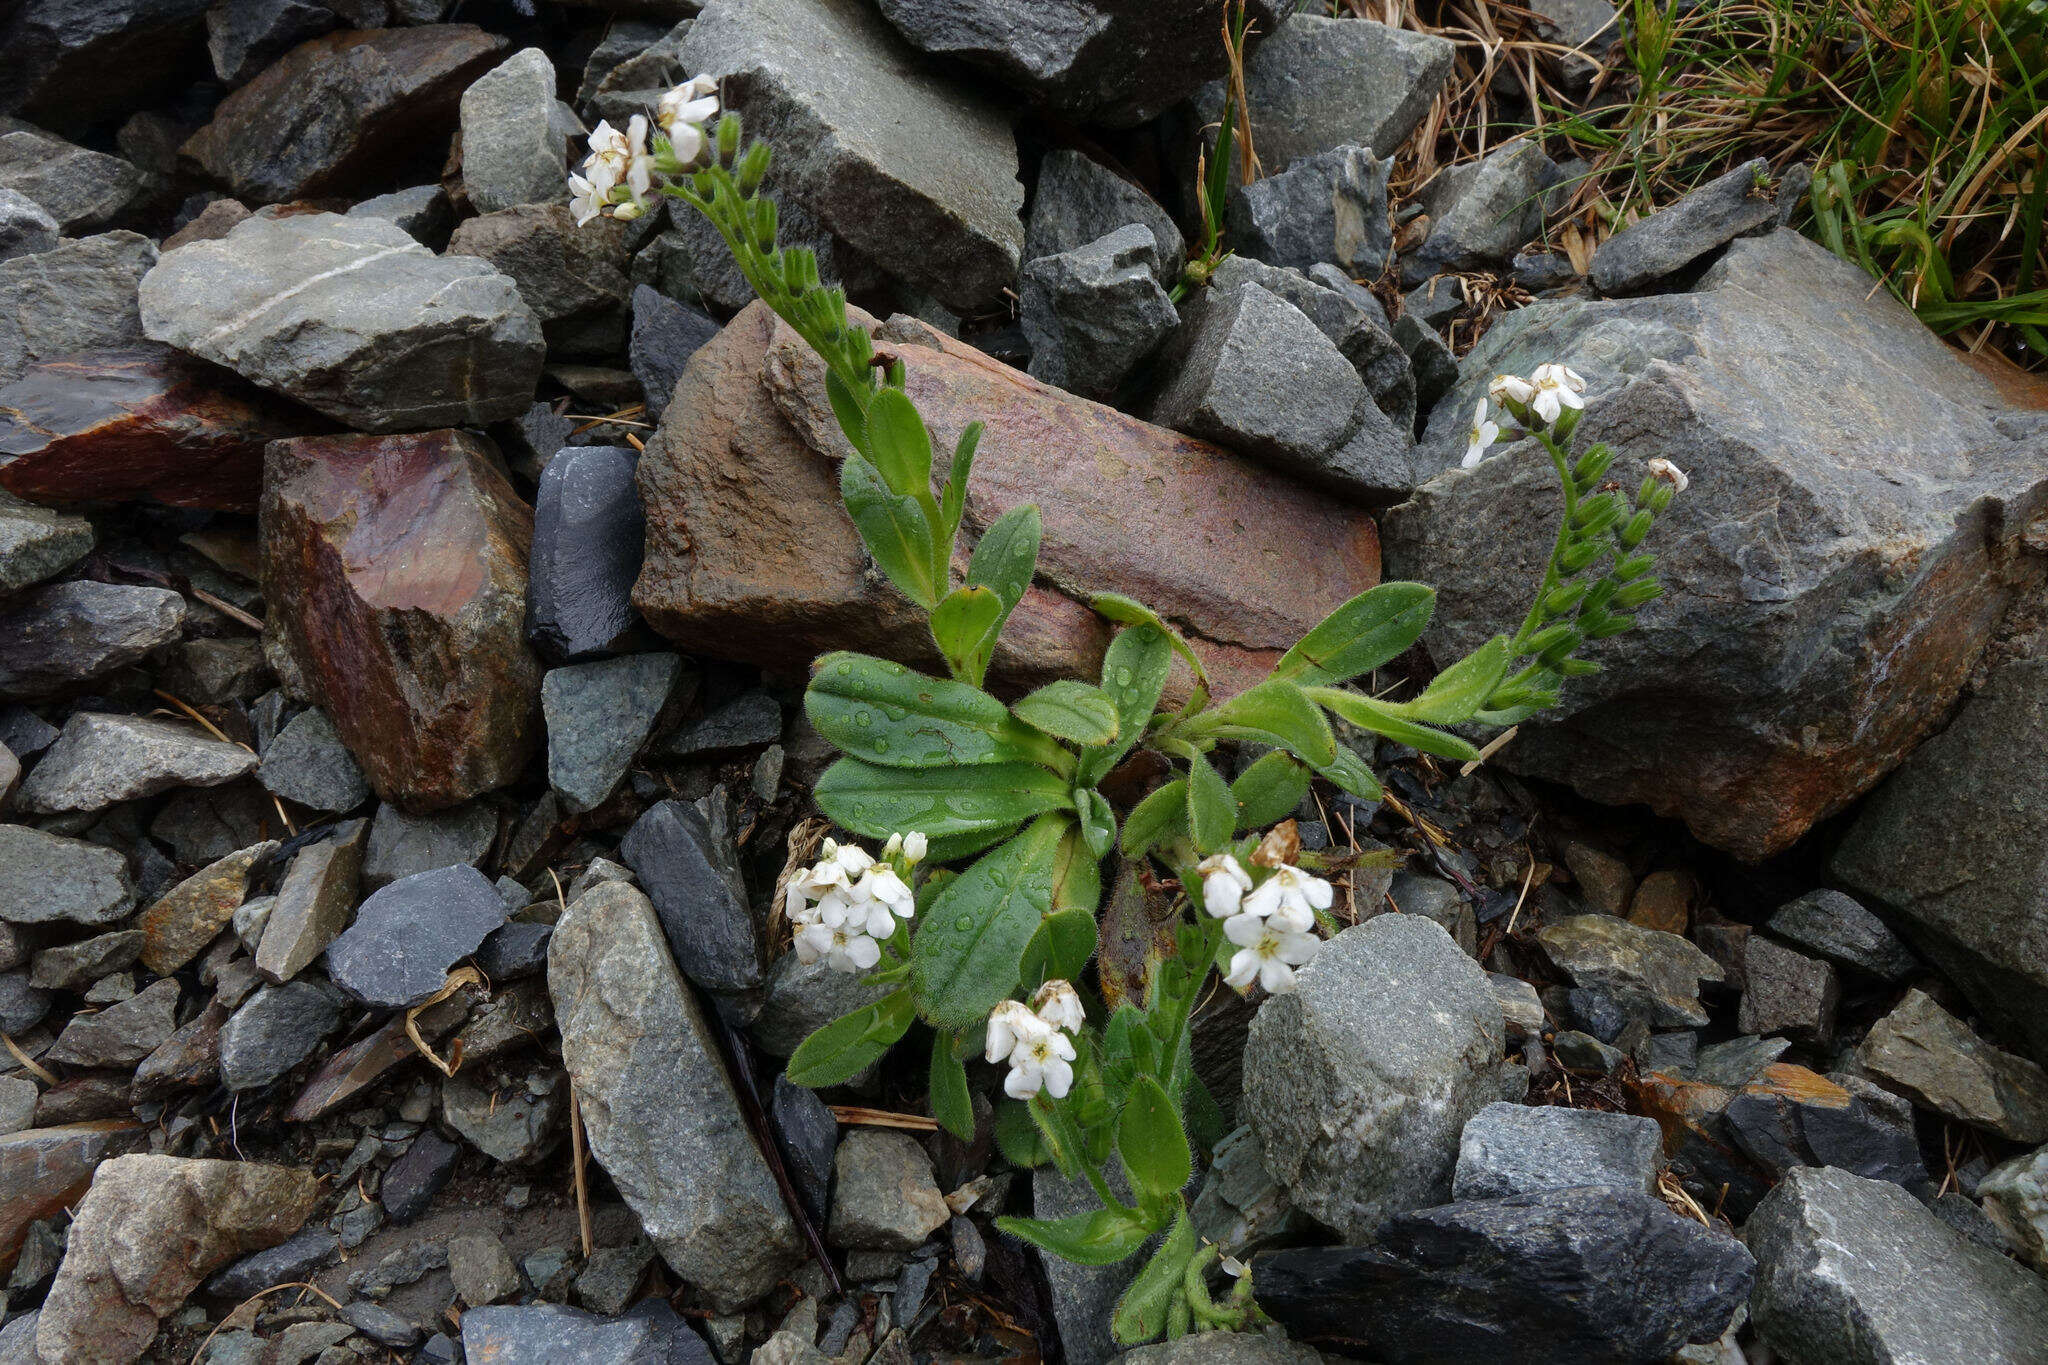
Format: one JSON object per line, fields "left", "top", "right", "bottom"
{"left": 1199, "top": 853, "right": 1330, "bottom": 995}
{"left": 986, "top": 981, "right": 1084, "bottom": 1100}
{"left": 569, "top": 76, "right": 721, "bottom": 227}
{"left": 785, "top": 833, "right": 925, "bottom": 973}
{"left": 1462, "top": 361, "right": 1587, "bottom": 467}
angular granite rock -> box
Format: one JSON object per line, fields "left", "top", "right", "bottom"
{"left": 543, "top": 653, "right": 686, "bottom": 813}
{"left": 257, "top": 707, "right": 371, "bottom": 813}
{"left": 261, "top": 429, "right": 542, "bottom": 810}
{"left": 254, "top": 818, "right": 367, "bottom": 983}
{"left": 0, "top": 231, "right": 157, "bottom": 386}
{"left": 182, "top": 25, "right": 510, "bottom": 203}
{"left": 1535, "top": 915, "right": 1724, "bottom": 1029}
{"left": 1856, "top": 988, "right": 2048, "bottom": 1142}
{"left": 1025, "top": 149, "right": 1185, "bottom": 279}
{"left": 1228, "top": 145, "right": 1393, "bottom": 278}
{"left": 361, "top": 800, "right": 498, "bottom": 890}
{"left": 636, "top": 303, "right": 1383, "bottom": 697}
{"left": 1244, "top": 915, "right": 1504, "bottom": 1241}
{"left": 0, "top": 122, "right": 153, "bottom": 236}
{"left": 0, "top": 581, "right": 185, "bottom": 699}
{"left": 1765, "top": 888, "right": 1919, "bottom": 984}
{"left": 1452, "top": 1102, "right": 1662, "bottom": 1201}
{"left": 1591, "top": 158, "right": 1780, "bottom": 295}
{"left": 459, "top": 47, "right": 576, "bottom": 216}
{"left": 1385, "top": 231, "right": 2048, "bottom": 859}
{"left": 325, "top": 864, "right": 510, "bottom": 1009}
{"left": 17, "top": 712, "right": 258, "bottom": 814}
{"left": 1020, "top": 225, "right": 1177, "bottom": 401}
{"left": 618, "top": 795, "right": 763, "bottom": 1014}
{"left": 0, "top": 346, "right": 319, "bottom": 512}
{"left": 447, "top": 206, "right": 631, "bottom": 360}
{"left": 681, "top": 0, "right": 1024, "bottom": 313}
{"left": 205, "top": 0, "right": 342, "bottom": 86}
{"left": 548, "top": 881, "right": 803, "bottom": 1310}
{"left": 0, "top": 188, "right": 59, "bottom": 263}
{"left": 35, "top": 1155, "right": 321, "bottom": 1364}
{"left": 0, "top": 825, "right": 135, "bottom": 926}
{"left": 141, "top": 213, "right": 543, "bottom": 432}
{"left": 0, "top": 490, "right": 92, "bottom": 595}
{"left": 138, "top": 839, "right": 274, "bottom": 975}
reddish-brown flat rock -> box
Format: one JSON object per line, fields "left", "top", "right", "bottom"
{"left": 261, "top": 429, "right": 541, "bottom": 811}
{"left": 0, "top": 1121, "right": 141, "bottom": 1276}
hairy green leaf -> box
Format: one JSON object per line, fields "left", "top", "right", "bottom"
{"left": 807, "top": 651, "right": 1055, "bottom": 769}
{"left": 959, "top": 505, "right": 1042, "bottom": 683}
{"left": 1382, "top": 635, "right": 1512, "bottom": 725}
{"left": 1231, "top": 749, "right": 1313, "bottom": 830}
{"left": 930, "top": 587, "right": 1005, "bottom": 683}
{"left": 1111, "top": 1209, "right": 1195, "bottom": 1345}
{"left": 824, "top": 369, "right": 872, "bottom": 456}
{"left": 1309, "top": 686, "right": 1483, "bottom": 762}
{"left": 1015, "top": 680, "right": 1119, "bottom": 747}
{"left": 997, "top": 1205, "right": 1155, "bottom": 1267}
{"left": 993, "top": 1098, "right": 1050, "bottom": 1168}
{"left": 1052, "top": 822, "right": 1103, "bottom": 914}
{"left": 1118, "top": 1076, "right": 1193, "bottom": 1201}
{"left": 1206, "top": 679, "right": 1338, "bottom": 767}
{"left": 1075, "top": 787, "right": 1117, "bottom": 860}
{"left": 1078, "top": 624, "right": 1175, "bottom": 785}
{"left": 930, "top": 1029, "right": 974, "bottom": 1141}
{"left": 862, "top": 385, "right": 934, "bottom": 498}
{"left": 785, "top": 991, "right": 916, "bottom": 1087}
{"left": 1184, "top": 750, "right": 1234, "bottom": 854}
{"left": 911, "top": 817, "right": 1065, "bottom": 1028}
{"left": 1271, "top": 582, "right": 1435, "bottom": 686}
{"left": 841, "top": 455, "right": 936, "bottom": 609}
{"left": 813, "top": 757, "right": 1070, "bottom": 859}
{"left": 940, "top": 420, "right": 983, "bottom": 538}
{"left": 1120, "top": 778, "right": 1188, "bottom": 857}
{"left": 1089, "top": 593, "right": 1208, "bottom": 687}
{"left": 1021, "top": 907, "right": 1099, "bottom": 988}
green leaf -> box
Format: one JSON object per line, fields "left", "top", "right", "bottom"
{"left": 940, "top": 420, "right": 983, "bottom": 538}
{"left": 1206, "top": 679, "right": 1338, "bottom": 767}
{"left": 1385, "top": 635, "right": 1513, "bottom": 725}
{"left": 785, "top": 991, "right": 916, "bottom": 1087}
{"left": 1051, "top": 823, "right": 1103, "bottom": 914}
{"left": 1184, "top": 751, "right": 1234, "bottom": 854}
{"left": 1118, "top": 1076, "right": 1193, "bottom": 1200}
{"left": 1271, "top": 582, "right": 1436, "bottom": 686}
{"left": 1075, "top": 787, "right": 1117, "bottom": 860}
{"left": 930, "top": 1029, "right": 974, "bottom": 1141}
{"left": 930, "top": 587, "right": 1005, "bottom": 683}
{"left": 1309, "top": 686, "right": 1483, "bottom": 762}
{"left": 1078, "top": 624, "right": 1175, "bottom": 785}
{"left": 824, "top": 369, "right": 873, "bottom": 456}
{"left": 1231, "top": 750, "right": 1312, "bottom": 830}
{"left": 806, "top": 651, "right": 1054, "bottom": 769}
{"left": 1120, "top": 778, "right": 1188, "bottom": 857}
{"left": 1021, "top": 908, "right": 1099, "bottom": 988}
{"left": 862, "top": 385, "right": 934, "bottom": 497}
{"left": 997, "top": 1206, "right": 1155, "bottom": 1267}
{"left": 1111, "top": 1209, "right": 1195, "bottom": 1346}
{"left": 813, "top": 757, "right": 1071, "bottom": 859}
{"left": 993, "top": 1098, "right": 1050, "bottom": 1168}
{"left": 959, "top": 505, "right": 1042, "bottom": 684}
{"left": 1315, "top": 745, "right": 1384, "bottom": 800}
{"left": 911, "top": 817, "right": 1065, "bottom": 1028}
{"left": 1089, "top": 593, "right": 1208, "bottom": 687}
{"left": 1015, "top": 680, "right": 1119, "bottom": 747}
{"left": 841, "top": 455, "right": 937, "bottom": 609}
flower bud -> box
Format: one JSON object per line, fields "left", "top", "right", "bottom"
{"left": 716, "top": 111, "right": 742, "bottom": 160}
{"left": 1614, "top": 577, "right": 1664, "bottom": 610}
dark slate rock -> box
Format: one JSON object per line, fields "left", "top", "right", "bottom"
{"left": 0, "top": 490, "right": 92, "bottom": 600}
{"left": 772, "top": 1073, "right": 838, "bottom": 1224}
{"left": 1206, "top": 255, "right": 1412, "bottom": 431}
{"left": 618, "top": 795, "right": 763, "bottom": 1014}
{"left": 464, "top": 1302, "right": 714, "bottom": 1365}
{"left": 446, "top": 205, "right": 631, "bottom": 360}
{"left": 1228, "top": 145, "right": 1392, "bottom": 278}
{"left": 345, "top": 184, "right": 454, "bottom": 249}
{"left": 543, "top": 653, "right": 688, "bottom": 814}
{"left": 1749, "top": 1166, "right": 2048, "bottom": 1364}
{"left": 1255, "top": 1186, "right": 1754, "bottom": 1363}
{"left": 325, "top": 864, "right": 510, "bottom": 1009}
{"left": 1452, "top": 1103, "right": 1661, "bottom": 1200}
{"left": 1402, "top": 142, "right": 1557, "bottom": 286}
{"left": 0, "top": 581, "right": 184, "bottom": 699}
{"left": 659, "top": 690, "right": 782, "bottom": 758}
{"left": 382, "top": 1131, "right": 461, "bottom": 1225}
{"left": 1722, "top": 1070, "right": 1926, "bottom": 1189}
{"left": 46, "top": 974, "right": 179, "bottom": 1066}
{"left": 1020, "top": 225, "right": 1178, "bottom": 402}
{"left": 0, "top": 971, "right": 51, "bottom": 1033}
{"left": 219, "top": 980, "right": 347, "bottom": 1091}
{"left": 1024, "top": 150, "right": 1184, "bottom": 282}
{"left": 629, "top": 286, "right": 720, "bottom": 425}
{"left": 1392, "top": 313, "right": 1458, "bottom": 427}
{"left": 30, "top": 930, "right": 145, "bottom": 991}
{"left": 1765, "top": 889, "right": 1918, "bottom": 983}
{"left": 1564, "top": 986, "right": 1631, "bottom": 1043}
{"left": 0, "top": 189, "right": 59, "bottom": 264}
{"left": 1689, "top": 1034, "right": 1789, "bottom": 1087}
{"left": 342, "top": 1300, "right": 422, "bottom": 1348}
{"left": 204, "top": 1226, "right": 340, "bottom": 1298}
{"left": 528, "top": 445, "right": 646, "bottom": 662}
{"left": 0, "top": 0, "right": 210, "bottom": 136}
{"left": 0, "top": 824, "right": 135, "bottom": 926}
{"left": 1513, "top": 248, "right": 1581, "bottom": 293}
{"left": 205, "top": 0, "right": 340, "bottom": 86}
{"left": 0, "top": 705, "right": 59, "bottom": 757}
{"left": 0, "top": 122, "right": 152, "bottom": 238}
{"left": 476, "top": 920, "right": 553, "bottom": 982}
{"left": 257, "top": 707, "right": 370, "bottom": 813}
{"left": 1737, "top": 936, "right": 1839, "bottom": 1045}
{"left": 1590, "top": 158, "right": 1780, "bottom": 295}
{"left": 362, "top": 801, "right": 497, "bottom": 892}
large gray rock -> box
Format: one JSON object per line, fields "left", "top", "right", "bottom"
{"left": 0, "top": 825, "right": 134, "bottom": 925}
{"left": 1401, "top": 142, "right": 1557, "bottom": 285}
{"left": 548, "top": 880, "right": 801, "bottom": 1310}
{"left": 325, "top": 864, "right": 510, "bottom": 1009}
{"left": 0, "top": 580, "right": 184, "bottom": 698}
{"left": 0, "top": 231, "right": 156, "bottom": 385}
{"left": 1193, "top": 15, "right": 1454, "bottom": 170}
{"left": 1591, "top": 158, "right": 1780, "bottom": 295}
{"left": 1244, "top": 915, "right": 1505, "bottom": 1242}
{"left": 1748, "top": 1166, "right": 2048, "bottom": 1365}
{"left": 258, "top": 707, "right": 370, "bottom": 813}
{"left": 1025, "top": 150, "right": 1184, "bottom": 281}
{"left": 542, "top": 652, "right": 687, "bottom": 812}
{"left": 17, "top": 712, "right": 257, "bottom": 814}
{"left": 0, "top": 123, "right": 150, "bottom": 237}
{"left": 681, "top": 0, "right": 1024, "bottom": 314}
{"left": 459, "top": 47, "right": 576, "bottom": 215}
{"left": 618, "top": 795, "right": 764, "bottom": 1016}
{"left": 363, "top": 800, "right": 497, "bottom": 891}
{"left": 0, "top": 189, "right": 59, "bottom": 264}
{"left": 1764, "top": 888, "right": 1918, "bottom": 983}
{"left": 1206, "top": 256, "right": 1413, "bottom": 432}
{"left": 1452, "top": 1102, "right": 1661, "bottom": 1200}
{"left": 1384, "top": 230, "right": 2048, "bottom": 860}
{"left": 1228, "top": 145, "right": 1392, "bottom": 278}
{"left": 1856, "top": 988, "right": 2048, "bottom": 1142}
{"left": 139, "top": 212, "right": 544, "bottom": 432}
{"left": 205, "top": 0, "right": 342, "bottom": 86}
{"left": 1534, "top": 914, "right": 1723, "bottom": 1029}
{"left": 218, "top": 981, "right": 346, "bottom": 1091}
{"left": 1021, "top": 225, "right": 1177, "bottom": 401}
{"left": 447, "top": 205, "right": 631, "bottom": 359}
{"left": 825, "top": 1129, "right": 949, "bottom": 1250}
{"left": 1834, "top": 660, "right": 2048, "bottom": 1058}
{"left": 876, "top": 0, "right": 1289, "bottom": 128}
{"left": 46, "top": 975, "right": 181, "bottom": 1066}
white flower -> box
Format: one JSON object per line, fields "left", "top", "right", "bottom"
{"left": 575, "top": 117, "right": 655, "bottom": 221}
{"left": 847, "top": 865, "right": 915, "bottom": 938}
{"left": 1240, "top": 863, "right": 1333, "bottom": 934}
{"left": 1529, "top": 362, "right": 1586, "bottom": 424}
{"left": 786, "top": 837, "right": 905, "bottom": 941}
{"left": 1488, "top": 373, "right": 1536, "bottom": 408}
{"left": 794, "top": 920, "right": 881, "bottom": 973}
{"left": 1003, "top": 1026, "right": 1078, "bottom": 1100}
{"left": 1223, "top": 912, "right": 1321, "bottom": 994}
{"left": 1647, "top": 457, "right": 1689, "bottom": 493}
{"left": 1198, "top": 853, "right": 1253, "bottom": 919}
{"left": 985, "top": 999, "right": 1052, "bottom": 1064}
{"left": 657, "top": 75, "right": 720, "bottom": 166}
{"left": 902, "top": 831, "right": 928, "bottom": 864}
{"left": 568, "top": 172, "right": 605, "bottom": 227}
{"left": 1032, "top": 979, "right": 1085, "bottom": 1033}
{"left": 1461, "top": 397, "right": 1501, "bottom": 468}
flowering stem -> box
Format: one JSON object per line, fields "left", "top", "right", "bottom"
{"left": 1508, "top": 430, "right": 1580, "bottom": 656}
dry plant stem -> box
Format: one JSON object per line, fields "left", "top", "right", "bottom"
{"left": 2, "top": 1031, "right": 56, "bottom": 1086}
{"left": 570, "top": 1084, "right": 594, "bottom": 1258}
{"left": 190, "top": 1282, "right": 344, "bottom": 1364}
{"left": 829, "top": 1106, "right": 940, "bottom": 1131}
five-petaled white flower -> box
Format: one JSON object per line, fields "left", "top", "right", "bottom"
{"left": 1032, "top": 979, "right": 1085, "bottom": 1033}
{"left": 1241, "top": 863, "right": 1333, "bottom": 934}
{"left": 657, "top": 75, "right": 720, "bottom": 166}
{"left": 794, "top": 919, "right": 881, "bottom": 973}
{"left": 1223, "top": 912, "right": 1321, "bottom": 994}
{"left": 985, "top": 1000, "right": 1051, "bottom": 1064}
{"left": 1647, "top": 457, "right": 1689, "bottom": 493}
{"left": 1198, "top": 853, "right": 1253, "bottom": 919}
{"left": 1003, "top": 1023, "right": 1077, "bottom": 1100}
{"left": 1488, "top": 373, "right": 1536, "bottom": 408}
{"left": 1461, "top": 397, "right": 1501, "bottom": 469}
{"left": 1528, "top": 362, "right": 1586, "bottom": 424}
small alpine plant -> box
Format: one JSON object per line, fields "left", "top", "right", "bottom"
{"left": 575, "top": 82, "right": 1688, "bottom": 1347}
